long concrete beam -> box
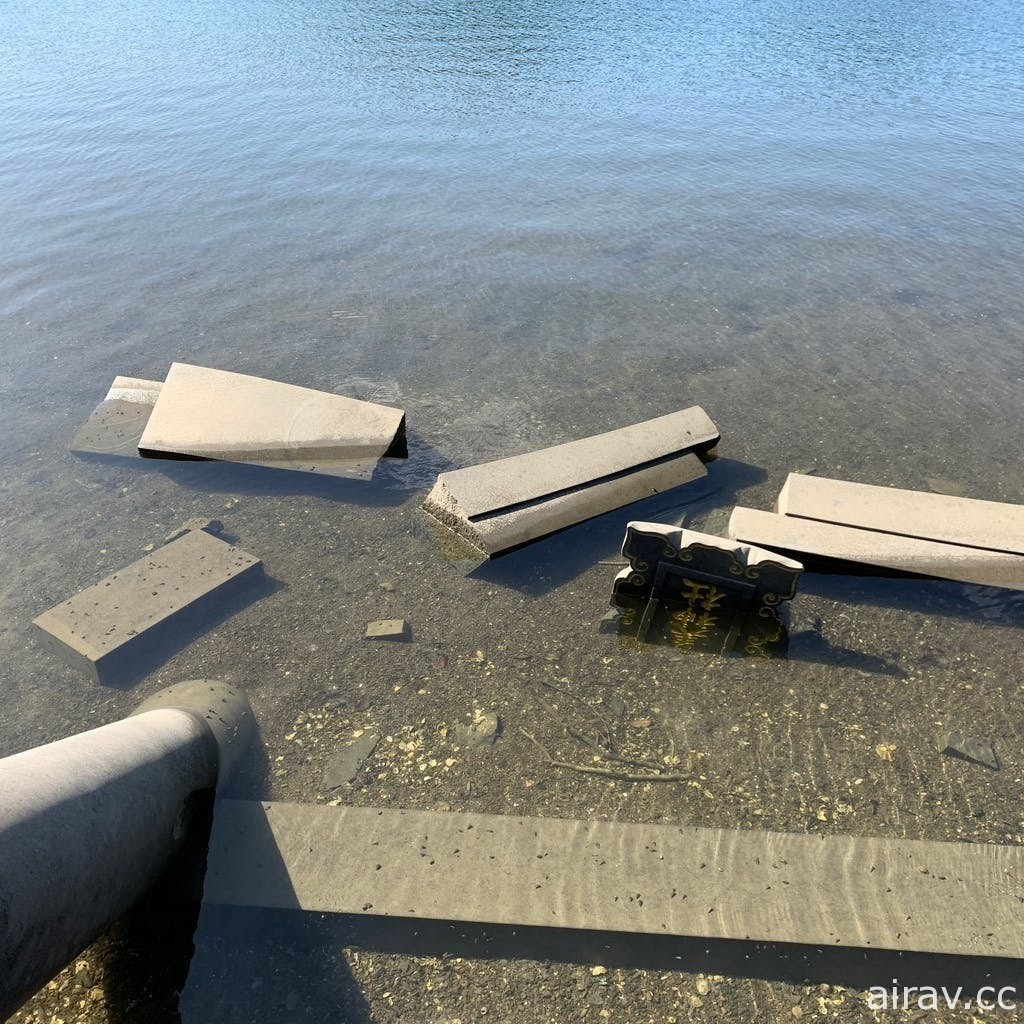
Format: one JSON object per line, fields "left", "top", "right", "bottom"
{"left": 728, "top": 506, "right": 1024, "bottom": 590}
{"left": 777, "top": 473, "right": 1024, "bottom": 556}
{"left": 200, "top": 801, "right": 1024, "bottom": 960}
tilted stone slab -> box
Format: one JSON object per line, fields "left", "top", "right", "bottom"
{"left": 32, "top": 530, "right": 263, "bottom": 683}
{"left": 139, "top": 362, "right": 406, "bottom": 479}
{"left": 201, "top": 800, "right": 1024, "bottom": 958}
{"left": 777, "top": 473, "right": 1024, "bottom": 556}
{"left": 422, "top": 407, "right": 719, "bottom": 557}
{"left": 69, "top": 376, "right": 163, "bottom": 456}
{"left": 729, "top": 507, "right": 1024, "bottom": 590}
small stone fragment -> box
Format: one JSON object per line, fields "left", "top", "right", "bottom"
{"left": 604, "top": 693, "right": 627, "bottom": 718}
{"left": 164, "top": 517, "right": 224, "bottom": 545}
{"left": 138, "top": 362, "right": 407, "bottom": 480}
{"left": 69, "top": 375, "right": 162, "bottom": 457}
{"left": 323, "top": 730, "right": 380, "bottom": 789}
{"left": 943, "top": 732, "right": 999, "bottom": 770}
{"left": 457, "top": 711, "right": 500, "bottom": 748}
{"left": 364, "top": 619, "right": 411, "bottom": 641}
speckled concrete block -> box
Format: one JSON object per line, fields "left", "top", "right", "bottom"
{"left": 32, "top": 530, "right": 263, "bottom": 683}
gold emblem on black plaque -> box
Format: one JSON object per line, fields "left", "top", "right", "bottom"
{"left": 610, "top": 523, "right": 803, "bottom": 657}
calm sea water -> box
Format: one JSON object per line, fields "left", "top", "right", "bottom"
{"left": 2, "top": 0, "right": 1023, "bottom": 1019}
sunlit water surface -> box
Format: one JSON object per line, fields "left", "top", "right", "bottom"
{"left": 1, "top": 0, "right": 1023, "bottom": 1020}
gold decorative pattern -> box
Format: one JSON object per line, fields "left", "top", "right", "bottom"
{"left": 610, "top": 523, "right": 802, "bottom": 658}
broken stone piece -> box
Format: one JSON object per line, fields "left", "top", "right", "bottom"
{"left": 364, "top": 619, "right": 410, "bottom": 641}
{"left": 925, "top": 477, "right": 968, "bottom": 497}
{"left": 422, "top": 407, "right": 719, "bottom": 558}
{"left": 729, "top": 507, "right": 1024, "bottom": 591}
{"left": 69, "top": 376, "right": 162, "bottom": 456}
{"left": 163, "top": 518, "right": 224, "bottom": 545}
{"left": 323, "top": 731, "right": 380, "bottom": 790}
{"left": 777, "top": 473, "right": 1024, "bottom": 556}
{"left": 32, "top": 530, "right": 263, "bottom": 684}
{"left": 457, "top": 712, "right": 500, "bottom": 748}
{"left": 611, "top": 523, "right": 802, "bottom": 656}
{"left": 943, "top": 733, "right": 999, "bottom": 770}
{"left": 138, "top": 362, "right": 407, "bottom": 480}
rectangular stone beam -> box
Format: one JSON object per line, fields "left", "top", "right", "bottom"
{"left": 422, "top": 407, "right": 719, "bottom": 557}
{"left": 777, "top": 473, "right": 1024, "bottom": 556}
{"left": 201, "top": 801, "right": 1024, "bottom": 959}
{"left": 729, "top": 507, "right": 1024, "bottom": 591}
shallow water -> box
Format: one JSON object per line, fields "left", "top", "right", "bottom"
{"left": 1, "top": 1, "right": 1023, "bottom": 1020}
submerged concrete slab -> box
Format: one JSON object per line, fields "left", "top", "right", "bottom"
{"left": 69, "top": 376, "right": 162, "bottom": 456}
{"left": 138, "top": 362, "right": 406, "bottom": 479}
{"left": 777, "top": 473, "right": 1024, "bottom": 556}
{"left": 32, "top": 530, "right": 263, "bottom": 683}
{"left": 728, "top": 507, "right": 1024, "bottom": 590}
{"left": 423, "top": 407, "right": 719, "bottom": 557}
{"left": 201, "top": 800, "right": 1024, "bottom": 958}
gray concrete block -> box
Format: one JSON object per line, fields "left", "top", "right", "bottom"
{"left": 729, "top": 507, "right": 1024, "bottom": 590}
{"left": 199, "top": 800, "right": 1024, "bottom": 958}
{"left": 423, "top": 407, "right": 719, "bottom": 557}
{"left": 777, "top": 473, "right": 1024, "bottom": 556}
{"left": 323, "top": 731, "right": 380, "bottom": 789}
{"left": 32, "top": 530, "right": 263, "bottom": 683}
{"left": 138, "top": 362, "right": 407, "bottom": 479}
